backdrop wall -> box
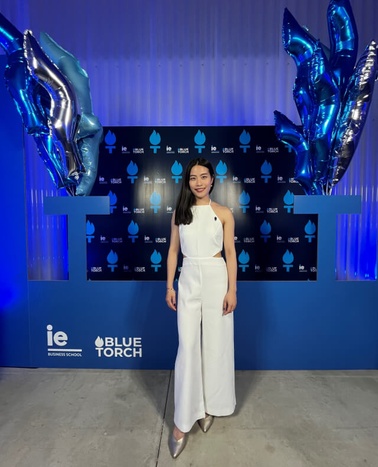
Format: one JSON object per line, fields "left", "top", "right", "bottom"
{"left": 0, "top": 1, "right": 377, "bottom": 369}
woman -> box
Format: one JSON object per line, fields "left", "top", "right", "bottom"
{"left": 166, "top": 157, "right": 237, "bottom": 458}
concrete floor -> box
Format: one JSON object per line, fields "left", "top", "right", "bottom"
{"left": 0, "top": 368, "right": 377, "bottom": 467}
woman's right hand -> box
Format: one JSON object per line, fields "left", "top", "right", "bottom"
{"left": 166, "top": 289, "right": 177, "bottom": 311}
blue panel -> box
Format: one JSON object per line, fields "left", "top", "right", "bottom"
{"left": 28, "top": 194, "right": 378, "bottom": 370}
{"left": 0, "top": 56, "right": 31, "bottom": 366}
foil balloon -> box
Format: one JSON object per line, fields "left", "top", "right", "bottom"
{"left": 23, "top": 30, "right": 84, "bottom": 189}
{"left": 38, "top": 32, "right": 103, "bottom": 196}
{"left": 307, "top": 43, "right": 340, "bottom": 186}
{"left": 327, "top": 40, "right": 378, "bottom": 192}
{"left": 0, "top": 13, "right": 47, "bottom": 134}
{"left": 282, "top": 8, "right": 317, "bottom": 136}
{"left": 0, "top": 14, "right": 65, "bottom": 189}
{"left": 327, "top": 0, "right": 358, "bottom": 98}
{"left": 282, "top": 8, "right": 319, "bottom": 67}
{"left": 275, "top": 0, "right": 376, "bottom": 195}
{"left": 274, "top": 110, "right": 319, "bottom": 195}
{"left": 0, "top": 13, "right": 102, "bottom": 196}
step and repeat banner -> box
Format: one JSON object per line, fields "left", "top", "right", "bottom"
{"left": 87, "top": 126, "right": 318, "bottom": 281}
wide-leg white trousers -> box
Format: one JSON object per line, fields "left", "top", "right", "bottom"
{"left": 174, "top": 257, "right": 236, "bottom": 433}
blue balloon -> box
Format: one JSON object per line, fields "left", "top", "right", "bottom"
{"left": 307, "top": 44, "right": 340, "bottom": 186}
{"left": 275, "top": 1, "right": 373, "bottom": 195}
{"left": 23, "top": 30, "right": 84, "bottom": 187}
{"left": 328, "top": 40, "right": 378, "bottom": 191}
{"left": 0, "top": 13, "right": 48, "bottom": 135}
{"left": 327, "top": 0, "right": 358, "bottom": 98}
{"left": 0, "top": 13, "right": 102, "bottom": 196}
{"left": 38, "top": 32, "right": 103, "bottom": 196}
{"left": 274, "top": 110, "right": 321, "bottom": 195}
{"left": 282, "top": 8, "right": 319, "bottom": 67}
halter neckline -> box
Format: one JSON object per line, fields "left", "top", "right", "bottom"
{"left": 194, "top": 199, "right": 211, "bottom": 206}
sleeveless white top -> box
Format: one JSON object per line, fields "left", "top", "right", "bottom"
{"left": 179, "top": 201, "right": 223, "bottom": 258}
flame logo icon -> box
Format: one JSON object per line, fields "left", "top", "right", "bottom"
{"left": 107, "top": 191, "right": 118, "bottom": 213}
{"left": 282, "top": 249, "right": 294, "bottom": 271}
{"left": 283, "top": 189, "right": 295, "bottom": 213}
{"left": 238, "top": 250, "right": 250, "bottom": 265}
{"left": 149, "top": 130, "right": 161, "bottom": 146}
{"left": 171, "top": 160, "right": 183, "bottom": 176}
{"left": 150, "top": 192, "right": 161, "bottom": 205}
{"left": 107, "top": 250, "right": 118, "bottom": 272}
{"left": 216, "top": 160, "right": 227, "bottom": 176}
{"left": 105, "top": 130, "right": 116, "bottom": 153}
{"left": 151, "top": 250, "right": 162, "bottom": 265}
{"left": 194, "top": 130, "right": 206, "bottom": 153}
{"left": 86, "top": 220, "right": 95, "bottom": 243}
{"left": 108, "top": 191, "right": 117, "bottom": 205}
{"left": 260, "top": 220, "right": 271, "bottom": 235}
{"left": 151, "top": 250, "right": 162, "bottom": 271}
{"left": 150, "top": 192, "right": 161, "bottom": 212}
{"left": 283, "top": 190, "right": 294, "bottom": 205}
{"left": 305, "top": 220, "right": 316, "bottom": 235}
{"left": 149, "top": 130, "right": 161, "bottom": 153}
{"left": 128, "top": 221, "right": 139, "bottom": 235}
{"left": 107, "top": 250, "right": 118, "bottom": 264}
{"left": 127, "top": 161, "right": 138, "bottom": 176}
{"left": 105, "top": 130, "right": 116, "bottom": 145}
{"left": 215, "top": 160, "right": 227, "bottom": 183}
{"left": 194, "top": 130, "right": 206, "bottom": 145}
{"left": 95, "top": 336, "right": 104, "bottom": 347}
{"left": 239, "top": 129, "right": 251, "bottom": 145}
{"left": 283, "top": 250, "right": 294, "bottom": 265}
{"left": 261, "top": 160, "right": 273, "bottom": 175}
{"left": 304, "top": 220, "right": 317, "bottom": 242}
{"left": 239, "top": 191, "right": 251, "bottom": 206}
{"left": 86, "top": 220, "right": 95, "bottom": 235}
{"left": 238, "top": 250, "right": 250, "bottom": 272}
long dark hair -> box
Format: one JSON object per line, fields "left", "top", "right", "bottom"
{"left": 174, "top": 158, "right": 215, "bottom": 225}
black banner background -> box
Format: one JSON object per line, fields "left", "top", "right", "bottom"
{"left": 86, "top": 126, "right": 318, "bottom": 281}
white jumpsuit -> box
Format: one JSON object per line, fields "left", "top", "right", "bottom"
{"left": 174, "top": 202, "right": 236, "bottom": 433}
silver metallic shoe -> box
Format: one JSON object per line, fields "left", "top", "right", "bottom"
{"left": 168, "top": 432, "right": 188, "bottom": 458}
{"left": 198, "top": 414, "right": 214, "bottom": 433}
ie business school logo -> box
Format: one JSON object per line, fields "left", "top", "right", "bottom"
{"left": 46, "top": 324, "right": 83, "bottom": 358}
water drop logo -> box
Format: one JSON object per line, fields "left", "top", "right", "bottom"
{"left": 108, "top": 191, "right": 118, "bottom": 214}
{"left": 260, "top": 220, "right": 271, "bottom": 243}
{"left": 126, "top": 161, "right": 138, "bottom": 184}
{"left": 128, "top": 220, "right": 139, "bottom": 243}
{"left": 215, "top": 160, "right": 227, "bottom": 183}
{"left": 171, "top": 160, "right": 183, "bottom": 183}
{"left": 149, "top": 130, "right": 161, "bottom": 154}
{"left": 238, "top": 250, "right": 250, "bottom": 272}
{"left": 86, "top": 220, "right": 95, "bottom": 243}
{"left": 107, "top": 250, "right": 118, "bottom": 272}
{"left": 304, "top": 220, "right": 317, "bottom": 243}
{"left": 283, "top": 190, "right": 294, "bottom": 213}
{"left": 194, "top": 130, "right": 206, "bottom": 153}
{"left": 151, "top": 249, "right": 162, "bottom": 272}
{"left": 239, "top": 129, "right": 251, "bottom": 153}
{"left": 95, "top": 336, "right": 104, "bottom": 351}
{"left": 105, "top": 130, "right": 116, "bottom": 154}
{"left": 282, "top": 249, "right": 294, "bottom": 272}
{"left": 260, "top": 160, "right": 272, "bottom": 183}
{"left": 239, "top": 190, "right": 250, "bottom": 213}
{"left": 150, "top": 191, "right": 161, "bottom": 213}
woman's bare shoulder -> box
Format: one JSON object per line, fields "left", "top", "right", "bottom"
{"left": 211, "top": 201, "right": 233, "bottom": 220}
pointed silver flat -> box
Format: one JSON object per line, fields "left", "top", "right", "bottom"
{"left": 168, "top": 432, "right": 188, "bottom": 458}
{"left": 198, "top": 414, "right": 214, "bottom": 433}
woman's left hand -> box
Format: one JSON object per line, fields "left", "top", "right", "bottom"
{"left": 223, "top": 290, "right": 237, "bottom": 315}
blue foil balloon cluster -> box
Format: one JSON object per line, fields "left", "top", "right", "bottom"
{"left": 274, "top": 0, "right": 378, "bottom": 195}
{"left": 0, "top": 13, "right": 103, "bottom": 196}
